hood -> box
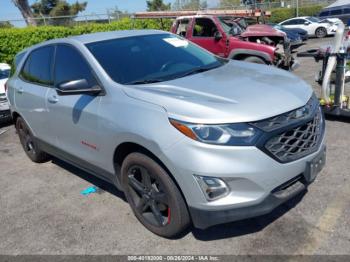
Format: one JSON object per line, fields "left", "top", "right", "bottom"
{"left": 241, "top": 24, "right": 286, "bottom": 38}
{"left": 123, "top": 61, "right": 312, "bottom": 124}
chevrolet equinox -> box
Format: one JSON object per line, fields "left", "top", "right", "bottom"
{"left": 7, "top": 30, "right": 326, "bottom": 238}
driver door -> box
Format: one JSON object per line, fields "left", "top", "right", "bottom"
{"left": 188, "top": 18, "right": 227, "bottom": 57}
{"left": 47, "top": 44, "right": 103, "bottom": 169}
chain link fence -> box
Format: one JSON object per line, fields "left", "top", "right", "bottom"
{"left": 0, "top": 0, "right": 336, "bottom": 27}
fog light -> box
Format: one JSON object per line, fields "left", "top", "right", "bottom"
{"left": 194, "top": 175, "right": 229, "bottom": 201}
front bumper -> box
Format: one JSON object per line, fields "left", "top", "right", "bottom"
{"left": 189, "top": 145, "right": 326, "bottom": 229}
{"left": 161, "top": 103, "right": 325, "bottom": 229}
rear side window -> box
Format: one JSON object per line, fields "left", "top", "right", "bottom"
{"left": 281, "top": 19, "right": 297, "bottom": 25}
{"left": 54, "top": 45, "right": 97, "bottom": 87}
{"left": 20, "top": 46, "right": 54, "bottom": 85}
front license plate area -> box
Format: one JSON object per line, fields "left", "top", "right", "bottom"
{"left": 304, "top": 146, "right": 326, "bottom": 183}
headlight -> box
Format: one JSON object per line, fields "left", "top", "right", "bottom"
{"left": 170, "top": 119, "right": 262, "bottom": 146}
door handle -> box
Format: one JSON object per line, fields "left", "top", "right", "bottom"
{"left": 17, "top": 88, "right": 24, "bottom": 94}
{"left": 48, "top": 95, "right": 59, "bottom": 104}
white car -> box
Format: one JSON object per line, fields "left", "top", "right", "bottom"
{"left": 0, "top": 63, "right": 11, "bottom": 121}
{"left": 279, "top": 16, "right": 338, "bottom": 38}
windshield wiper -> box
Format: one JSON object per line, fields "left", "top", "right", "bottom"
{"left": 177, "top": 64, "right": 221, "bottom": 79}
{"left": 125, "top": 79, "right": 165, "bottom": 85}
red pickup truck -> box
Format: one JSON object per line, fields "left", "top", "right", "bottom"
{"left": 171, "top": 15, "right": 294, "bottom": 69}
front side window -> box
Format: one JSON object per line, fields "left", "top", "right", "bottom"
{"left": 307, "top": 17, "right": 320, "bottom": 23}
{"left": 193, "top": 18, "right": 218, "bottom": 37}
{"left": 20, "top": 46, "right": 54, "bottom": 85}
{"left": 86, "top": 34, "right": 225, "bottom": 85}
{"left": 296, "top": 19, "right": 307, "bottom": 25}
{"left": 54, "top": 45, "right": 97, "bottom": 88}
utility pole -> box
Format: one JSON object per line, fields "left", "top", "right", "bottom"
{"left": 296, "top": 0, "right": 299, "bottom": 17}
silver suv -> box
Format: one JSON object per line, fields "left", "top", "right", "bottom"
{"left": 7, "top": 30, "right": 326, "bottom": 238}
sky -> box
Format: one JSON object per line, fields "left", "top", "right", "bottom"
{"left": 0, "top": 0, "right": 173, "bottom": 26}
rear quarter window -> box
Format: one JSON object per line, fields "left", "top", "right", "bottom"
{"left": 10, "top": 52, "right": 25, "bottom": 76}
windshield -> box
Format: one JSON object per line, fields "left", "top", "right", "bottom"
{"left": 307, "top": 17, "right": 321, "bottom": 23}
{"left": 218, "top": 17, "right": 244, "bottom": 35}
{"left": 0, "top": 69, "right": 10, "bottom": 80}
{"left": 86, "top": 34, "right": 225, "bottom": 85}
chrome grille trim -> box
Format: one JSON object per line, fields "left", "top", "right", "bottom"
{"left": 251, "top": 94, "right": 318, "bottom": 132}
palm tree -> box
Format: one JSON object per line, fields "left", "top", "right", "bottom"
{"left": 12, "top": 0, "right": 37, "bottom": 26}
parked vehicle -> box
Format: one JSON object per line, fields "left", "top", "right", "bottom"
{"left": 279, "top": 16, "right": 338, "bottom": 38}
{"left": 7, "top": 30, "right": 326, "bottom": 237}
{"left": 0, "top": 63, "right": 11, "bottom": 122}
{"left": 172, "top": 15, "right": 295, "bottom": 69}
{"left": 318, "top": 3, "right": 350, "bottom": 25}
{"left": 273, "top": 24, "right": 308, "bottom": 50}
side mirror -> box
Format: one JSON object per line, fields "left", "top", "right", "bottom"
{"left": 214, "top": 31, "right": 223, "bottom": 41}
{"left": 56, "top": 79, "right": 102, "bottom": 95}
{"left": 304, "top": 21, "right": 311, "bottom": 25}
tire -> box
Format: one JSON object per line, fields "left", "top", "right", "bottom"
{"left": 243, "top": 56, "right": 266, "bottom": 64}
{"left": 315, "top": 27, "right": 327, "bottom": 38}
{"left": 15, "top": 117, "right": 49, "bottom": 163}
{"left": 121, "top": 152, "right": 190, "bottom": 238}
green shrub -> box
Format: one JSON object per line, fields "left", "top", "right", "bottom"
{"left": 0, "top": 17, "right": 173, "bottom": 64}
{"left": 268, "top": 5, "right": 325, "bottom": 24}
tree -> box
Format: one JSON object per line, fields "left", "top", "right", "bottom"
{"left": 183, "top": 0, "right": 207, "bottom": 10}
{"left": 12, "top": 0, "right": 37, "bottom": 26}
{"left": 219, "top": 0, "right": 240, "bottom": 8}
{"left": 146, "top": 0, "right": 171, "bottom": 11}
{"left": 0, "top": 21, "right": 13, "bottom": 28}
{"left": 173, "top": 0, "right": 207, "bottom": 10}
{"left": 31, "top": 0, "right": 87, "bottom": 26}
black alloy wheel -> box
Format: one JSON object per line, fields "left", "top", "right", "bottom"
{"left": 16, "top": 117, "right": 49, "bottom": 163}
{"left": 121, "top": 152, "right": 190, "bottom": 238}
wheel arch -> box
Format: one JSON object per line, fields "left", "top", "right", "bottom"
{"left": 12, "top": 111, "right": 20, "bottom": 123}
{"left": 229, "top": 49, "right": 272, "bottom": 64}
{"left": 315, "top": 26, "right": 327, "bottom": 36}
{"left": 113, "top": 142, "right": 187, "bottom": 201}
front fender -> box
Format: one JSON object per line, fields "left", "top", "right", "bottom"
{"left": 229, "top": 49, "right": 274, "bottom": 63}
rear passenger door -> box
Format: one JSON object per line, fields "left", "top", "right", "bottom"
{"left": 15, "top": 46, "right": 54, "bottom": 142}
{"left": 46, "top": 44, "right": 103, "bottom": 169}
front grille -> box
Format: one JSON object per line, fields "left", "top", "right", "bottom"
{"left": 264, "top": 107, "right": 323, "bottom": 163}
